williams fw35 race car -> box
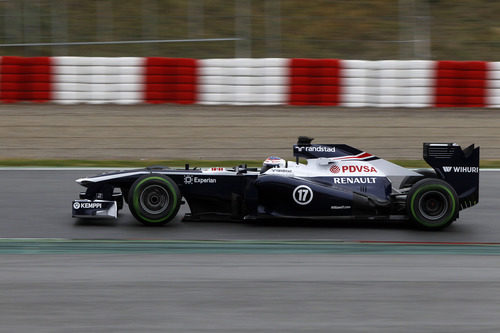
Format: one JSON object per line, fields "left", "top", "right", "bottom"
{"left": 72, "top": 137, "right": 479, "bottom": 229}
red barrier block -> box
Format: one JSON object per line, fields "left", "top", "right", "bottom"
{"left": 288, "top": 58, "right": 342, "bottom": 106}
{"left": 434, "top": 60, "right": 487, "bottom": 107}
{"left": 144, "top": 57, "right": 198, "bottom": 104}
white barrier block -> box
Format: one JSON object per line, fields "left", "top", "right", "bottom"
{"left": 375, "top": 60, "right": 402, "bottom": 70}
{"left": 117, "top": 57, "right": 144, "bottom": 67}
{"left": 54, "top": 99, "right": 79, "bottom": 105}
{"left": 340, "top": 94, "right": 367, "bottom": 104}
{"left": 406, "top": 69, "right": 434, "bottom": 78}
{"left": 342, "top": 85, "right": 369, "bottom": 95}
{"left": 54, "top": 74, "right": 80, "bottom": 83}
{"left": 488, "top": 62, "right": 500, "bottom": 71}
{"left": 52, "top": 56, "right": 79, "bottom": 66}
{"left": 409, "top": 94, "right": 433, "bottom": 106}
{"left": 115, "top": 83, "right": 142, "bottom": 92}
{"left": 378, "top": 95, "right": 400, "bottom": 105}
{"left": 90, "top": 84, "right": 110, "bottom": 95}
{"left": 408, "top": 86, "right": 434, "bottom": 96}
{"left": 403, "top": 77, "right": 433, "bottom": 87}
{"left": 257, "top": 85, "right": 287, "bottom": 95}
{"left": 198, "top": 66, "right": 221, "bottom": 76}
{"left": 342, "top": 77, "right": 368, "bottom": 86}
{"left": 115, "top": 90, "right": 143, "bottom": 101}
{"left": 87, "top": 75, "right": 108, "bottom": 84}
{"left": 53, "top": 66, "right": 80, "bottom": 75}
{"left": 487, "top": 88, "right": 500, "bottom": 97}
{"left": 378, "top": 78, "right": 400, "bottom": 87}
{"left": 230, "top": 58, "right": 254, "bottom": 67}
{"left": 341, "top": 68, "right": 371, "bottom": 78}
{"left": 488, "top": 71, "right": 500, "bottom": 80}
{"left": 199, "top": 75, "right": 226, "bottom": 85}
{"left": 341, "top": 60, "right": 374, "bottom": 70}
{"left": 218, "top": 66, "right": 236, "bottom": 77}
{"left": 52, "top": 91, "right": 78, "bottom": 100}
{"left": 341, "top": 102, "right": 368, "bottom": 107}
{"left": 263, "top": 58, "right": 289, "bottom": 67}
{"left": 198, "top": 84, "right": 218, "bottom": 94}
{"left": 72, "top": 57, "right": 94, "bottom": 66}
{"left": 114, "top": 99, "right": 142, "bottom": 105}
{"left": 233, "top": 85, "right": 254, "bottom": 95}
{"left": 377, "top": 69, "right": 406, "bottom": 79}
{"left": 233, "top": 76, "right": 254, "bottom": 85}
{"left": 203, "top": 59, "right": 231, "bottom": 67}
{"left": 233, "top": 67, "right": 255, "bottom": 76}
{"left": 263, "top": 76, "right": 287, "bottom": 85}
{"left": 119, "top": 66, "right": 144, "bottom": 76}
{"left": 378, "top": 86, "right": 402, "bottom": 96}
{"left": 486, "top": 90, "right": 500, "bottom": 107}
{"left": 262, "top": 93, "right": 287, "bottom": 104}
{"left": 53, "top": 82, "right": 81, "bottom": 92}
{"left": 264, "top": 67, "right": 288, "bottom": 76}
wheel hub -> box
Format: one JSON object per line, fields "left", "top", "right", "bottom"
{"left": 140, "top": 184, "right": 170, "bottom": 215}
{"left": 418, "top": 191, "right": 448, "bottom": 220}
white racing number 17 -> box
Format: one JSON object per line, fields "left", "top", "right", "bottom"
{"left": 293, "top": 185, "right": 313, "bottom": 205}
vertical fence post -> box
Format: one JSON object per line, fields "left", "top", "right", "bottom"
{"left": 414, "top": 0, "right": 431, "bottom": 59}
{"left": 97, "top": 0, "right": 113, "bottom": 55}
{"left": 23, "top": 0, "right": 41, "bottom": 56}
{"left": 399, "top": 0, "right": 431, "bottom": 59}
{"left": 188, "top": 0, "right": 204, "bottom": 38}
{"left": 265, "top": 0, "right": 281, "bottom": 57}
{"left": 3, "top": 0, "right": 22, "bottom": 53}
{"left": 398, "top": 0, "right": 412, "bottom": 59}
{"left": 142, "top": 0, "right": 158, "bottom": 56}
{"left": 235, "top": 0, "right": 251, "bottom": 58}
{"left": 51, "top": 0, "right": 68, "bottom": 55}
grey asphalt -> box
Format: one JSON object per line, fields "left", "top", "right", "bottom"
{"left": 2, "top": 254, "right": 500, "bottom": 332}
{"left": 1, "top": 170, "right": 500, "bottom": 332}
{"left": 0, "top": 169, "right": 497, "bottom": 242}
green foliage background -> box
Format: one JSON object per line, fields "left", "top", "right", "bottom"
{"left": 0, "top": 0, "right": 499, "bottom": 60}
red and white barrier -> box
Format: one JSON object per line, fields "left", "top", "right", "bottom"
{"left": 1, "top": 56, "right": 499, "bottom": 107}
{"left": 52, "top": 57, "right": 144, "bottom": 105}
{"left": 198, "top": 58, "right": 288, "bottom": 105}
{"left": 487, "top": 62, "right": 500, "bottom": 108}
{"left": 0, "top": 56, "right": 52, "bottom": 103}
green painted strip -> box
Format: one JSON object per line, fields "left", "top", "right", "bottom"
{"left": 1, "top": 239, "right": 500, "bottom": 255}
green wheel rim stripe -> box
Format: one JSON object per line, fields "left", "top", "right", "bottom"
{"left": 133, "top": 176, "right": 178, "bottom": 223}
{"left": 410, "top": 184, "right": 456, "bottom": 227}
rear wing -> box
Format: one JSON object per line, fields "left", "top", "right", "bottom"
{"left": 423, "top": 143, "right": 480, "bottom": 209}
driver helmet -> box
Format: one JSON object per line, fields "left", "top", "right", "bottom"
{"left": 261, "top": 156, "right": 286, "bottom": 173}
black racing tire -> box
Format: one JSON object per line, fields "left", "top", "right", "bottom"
{"left": 400, "top": 169, "right": 436, "bottom": 189}
{"left": 406, "top": 178, "right": 459, "bottom": 229}
{"left": 128, "top": 175, "right": 181, "bottom": 226}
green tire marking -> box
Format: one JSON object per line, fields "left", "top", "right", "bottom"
{"left": 132, "top": 176, "right": 178, "bottom": 223}
{"left": 410, "top": 184, "right": 456, "bottom": 227}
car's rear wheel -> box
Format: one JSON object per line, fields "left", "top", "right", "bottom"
{"left": 406, "top": 178, "right": 458, "bottom": 229}
{"left": 128, "top": 175, "right": 181, "bottom": 226}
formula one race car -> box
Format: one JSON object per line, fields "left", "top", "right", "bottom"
{"left": 72, "top": 137, "right": 479, "bottom": 229}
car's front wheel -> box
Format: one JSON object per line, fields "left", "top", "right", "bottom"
{"left": 406, "top": 178, "right": 459, "bottom": 229}
{"left": 128, "top": 175, "right": 181, "bottom": 226}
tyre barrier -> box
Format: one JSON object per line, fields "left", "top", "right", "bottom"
{"left": 1, "top": 56, "right": 499, "bottom": 107}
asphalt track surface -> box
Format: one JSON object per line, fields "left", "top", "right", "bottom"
{"left": 0, "top": 169, "right": 498, "bottom": 242}
{"left": 2, "top": 169, "right": 500, "bottom": 332}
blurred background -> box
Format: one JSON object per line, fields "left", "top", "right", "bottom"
{"left": 0, "top": 0, "right": 498, "bottom": 60}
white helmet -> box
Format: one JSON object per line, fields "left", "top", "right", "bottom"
{"left": 261, "top": 156, "right": 286, "bottom": 173}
